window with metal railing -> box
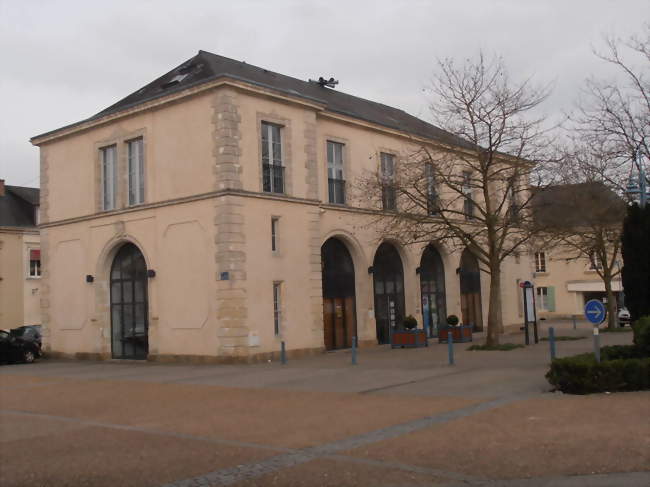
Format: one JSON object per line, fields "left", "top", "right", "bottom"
{"left": 381, "top": 152, "right": 396, "bottom": 211}
{"left": 327, "top": 141, "right": 346, "bottom": 204}
{"left": 261, "top": 122, "right": 284, "bottom": 194}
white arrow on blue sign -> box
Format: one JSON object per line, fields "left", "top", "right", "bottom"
{"left": 584, "top": 299, "right": 607, "bottom": 324}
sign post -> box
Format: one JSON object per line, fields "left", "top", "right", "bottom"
{"left": 584, "top": 299, "right": 606, "bottom": 363}
{"left": 520, "top": 281, "right": 538, "bottom": 345}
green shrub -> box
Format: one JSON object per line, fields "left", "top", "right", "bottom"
{"left": 600, "top": 345, "right": 645, "bottom": 361}
{"left": 446, "top": 314, "right": 459, "bottom": 326}
{"left": 403, "top": 315, "right": 418, "bottom": 330}
{"left": 546, "top": 354, "right": 650, "bottom": 394}
{"left": 632, "top": 316, "right": 650, "bottom": 356}
{"left": 540, "top": 336, "right": 585, "bottom": 341}
{"left": 468, "top": 343, "right": 524, "bottom": 351}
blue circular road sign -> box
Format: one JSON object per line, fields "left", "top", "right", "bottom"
{"left": 584, "top": 299, "right": 607, "bottom": 324}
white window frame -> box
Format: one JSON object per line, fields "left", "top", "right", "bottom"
{"left": 261, "top": 122, "right": 284, "bottom": 193}
{"left": 535, "top": 252, "right": 546, "bottom": 273}
{"left": 271, "top": 217, "right": 279, "bottom": 252}
{"left": 589, "top": 251, "right": 603, "bottom": 271}
{"left": 100, "top": 145, "right": 117, "bottom": 211}
{"left": 380, "top": 152, "right": 396, "bottom": 210}
{"left": 327, "top": 141, "right": 345, "bottom": 204}
{"left": 127, "top": 138, "right": 145, "bottom": 206}
{"left": 273, "top": 281, "right": 282, "bottom": 336}
{"left": 28, "top": 248, "right": 41, "bottom": 278}
{"left": 462, "top": 171, "right": 474, "bottom": 219}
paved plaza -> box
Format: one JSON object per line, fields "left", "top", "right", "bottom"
{"left": 1, "top": 320, "right": 648, "bottom": 486}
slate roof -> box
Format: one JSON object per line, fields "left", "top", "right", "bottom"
{"left": 0, "top": 185, "right": 39, "bottom": 228}
{"left": 531, "top": 182, "right": 626, "bottom": 229}
{"left": 33, "top": 50, "right": 473, "bottom": 150}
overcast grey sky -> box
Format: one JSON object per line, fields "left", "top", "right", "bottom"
{"left": 1, "top": 0, "right": 648, "bottom": 187}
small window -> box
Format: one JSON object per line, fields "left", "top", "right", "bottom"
{"left": 380, "top": 152, "right": 396, "bottom": 210}
{"left": 100, "top": 145, "right": 117, "bottom": 210}
{"left": 271, "top": 217, "right": 279, "bottom": 252}
{"left": 462, "top": 171, "right": 474, "bottom": 220}
{"left": 327, "top": 141, "right": 345, "bottom": 204}
{"left": 261, "top": 122, "right": 284, "bottom": 193}
{"left": 128, "top": 138, "right": 145, "bottom": 205}
{"left": 535, "top": 252, "right": 546, "bottom": 273}
{"left": 28, "top": 249, "right": 41, "bottom": 278}
{"left": 425, "top": 164, "right": 438, "bottom": 214}
{"left": 589, "top": 251, "right": 603, "bottom": 270}
{"left": 273, "top": 282, "right": 282, "bottom": 336}
{"left": 536, "top": 287, "right": 548, "bottom": 311}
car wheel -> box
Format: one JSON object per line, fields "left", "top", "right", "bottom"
{"left": 23, "top": 350, "right": 35, "bottom": 364}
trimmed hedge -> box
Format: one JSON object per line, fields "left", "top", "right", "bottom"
{"left": 546, "top": 315, "right": 650, "bottom": 394}
{"left": 546, "top": 354, "right": 650, "bottom": 394}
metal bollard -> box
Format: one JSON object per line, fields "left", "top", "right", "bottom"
{"left": 280, "top": 341, "right": 287, "bottom": 365}
{"left": 548, "top": 326, "right": 556, "bottom": 360}
{"left": 351, "top": 336, "right": 357, "bottom": 365}
{"left": 593, "top": 327, "right": 600, "bottom": 363}
{"left": 572, "top": 315, "right": 577, "bottom": 330}
{"left": 447, "top": 331, "right": 455, "bottom": 365}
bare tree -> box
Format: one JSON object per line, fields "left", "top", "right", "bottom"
{"left": 555, "top": 25, "right": 650, "bottom": 326}
{"left": 574, "top": 24, "right": 650, "bottom": 186}
{"left": 356, "top": 54, "right": 553, "bottom": 346}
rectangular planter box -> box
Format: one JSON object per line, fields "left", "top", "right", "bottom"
{"left": 438, "top": 325, "right": 473, "bottom": 343}
{"left": 391, "top": 329, "right": 428, "bottom": 348}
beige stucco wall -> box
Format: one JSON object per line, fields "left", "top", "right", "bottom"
{"left": 0, "top": 229, "right": 41, "bottom": 329}
{"left": 36, "top": 81, "right": 534, "bottom": 361}
{"left": 532, "top": 247, "right": 622, "bottom": 318}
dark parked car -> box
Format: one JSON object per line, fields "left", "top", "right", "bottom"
{"left": 0, "top": 327, "right": 42, "bottom": 364}
{"left": 10, "top": 325, "right": 42, "bottom": 351}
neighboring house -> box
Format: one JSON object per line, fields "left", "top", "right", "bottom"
{"left": 31, "top": 51, "right": 532, "bottom": 361}
{"left": 531, "top": 182, "right": 625, "bottom": 318}
{"left": 0, "top": 179, "right": 41, "bottom": 330}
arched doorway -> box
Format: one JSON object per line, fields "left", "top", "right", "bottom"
{"left": 110, "top": 243, "right": 149, "bottom": 359}
{"left": 420, "top": 245, "right": 446, "bottom": 337}
{"left": 373, "top": 242, "right": 405, "bottom": 345}
{"left": 459, "top": 248, "right": 483, "bottom": 331}
{"left": 321, "top": 238, "right": 357, "bottom": 350}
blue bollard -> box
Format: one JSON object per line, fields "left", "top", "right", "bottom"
{"left": 448, "top": 331, "right": 454, "bottom": 365}
{"left": 351, "top": 336, "right": 357, "bottom": 365}
{"left": 549, "top": 326, "right": 556, "bottom": 360}
{"left": 593, "top": 327, "right": 601, "bottom": 363}
{"left": 281, "top": 341, "right": 287, "bottom": 365}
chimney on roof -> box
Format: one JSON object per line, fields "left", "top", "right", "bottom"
{"left": 0, "top": 179, "right": 4, "bottom": 197}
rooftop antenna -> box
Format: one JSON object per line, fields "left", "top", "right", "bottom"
{"left": 309, "top": 76, "right": 339, "bottom": 88}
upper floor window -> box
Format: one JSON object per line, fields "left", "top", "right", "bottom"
{"left": 128, "top": 138, "right": 145, "bottom": 206}
{"left": 271, "top": 217, "right": 279, "bottom": 252}
{"left": 506, "top": 177, "right": 519, "bottom": 222}
{"left": 462, "top": 171, "right": 474, "bottom": 220}
{"left": 101, "top": 145, "right": 117, "bottom": 210}
{"left": 589, "top": 251, "right": 603, "bottom": 270}
{"left": 535, "top": 251, "right": 546, "bottom": 273}
{"left": 380, "top": 152, "right": 396, "bottom": 211}
{"left": 273, "top": 281, "right": 282, "bottom": 336}
{"left": 261, "top": 122, "right": 284, "bottom": 194}
{"left": 327, "top": 141, "right": 345, "bottom": 204}
{"left": 425, "top": 164, "right": 438, "bottom": 215}
{"left": 28, "top": 249, "right": 41, "bottom": 278}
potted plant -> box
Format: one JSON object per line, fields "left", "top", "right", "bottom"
{"left": 391, "top": 315, "right": 428, "bottom": 348}
{"left": 439, "top": 314, "right": 473, "bottom": 343}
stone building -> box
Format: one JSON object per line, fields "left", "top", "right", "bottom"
{"left": 31, "top": 51, "right": 532, "bottom": 361}
{"left": 0, "top": 180, "right": 41, "bottom": 329}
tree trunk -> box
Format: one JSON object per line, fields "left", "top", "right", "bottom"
{"left": 486, "top": 264, "right": 502, "bottom": 346}
{"left": 604, "top": 274, "right": 618, "bottom": 329}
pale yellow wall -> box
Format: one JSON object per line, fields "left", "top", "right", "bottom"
{"left": 0, "top": 230, "right": 41, "bottom": 329}
{"left": 37, "top": 82, "right": 534, "bottom": 360}
{"left": 43, "top": 92, "right": 216, "bottom": 224}
{"left": 44, "top": 199, "right": 218, "bottom": 356}
{"left": 532, "top": 247, "right": 621, "bottom": 318}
